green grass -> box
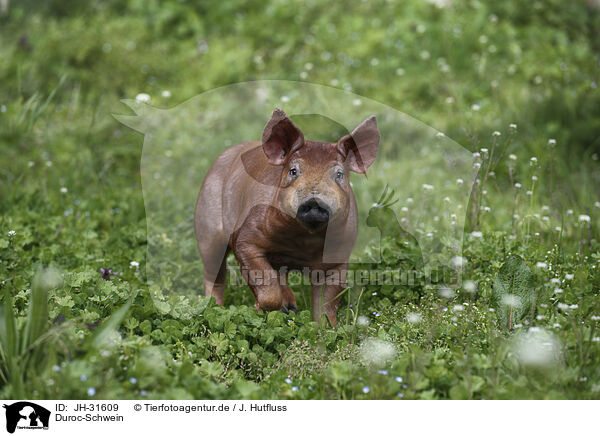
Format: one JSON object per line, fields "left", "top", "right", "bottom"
{"left": 0, "top": 0, "right": 599, "bottom": 399}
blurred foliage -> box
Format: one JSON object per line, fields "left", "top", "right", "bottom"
{"left": 0, "top": 0, "right": 599, "bottom": 399}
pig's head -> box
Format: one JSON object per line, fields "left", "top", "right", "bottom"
{"left": 260, "top": 108, "right": 380, "bottom": 232}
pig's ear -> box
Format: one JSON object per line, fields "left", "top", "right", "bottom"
{"left": 261, "top": 108, "right": 304, "bottom": 165}
{"left": 336, "top": 116, "right": 380, "bottom": 174}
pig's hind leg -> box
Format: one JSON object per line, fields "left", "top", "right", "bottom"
{"left": 200, "top": 241, "right": 229, "bottom": 305}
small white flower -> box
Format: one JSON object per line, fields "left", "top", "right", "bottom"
{"left": 435, "top": 132, "right": 445, "bottom": 138}
{"left": 473, "top": 152, "right": 481, "bottom": 159}
{"left": 135, "top": 93, "right": 151, "bottom": 103}
{"left": 565, "top": 273, "right": 574, "bottom": 280}
{"left": 591, "top": 315, "right": 600, "bottom": 321}
{"left": 526, "top": 190, "right": 533, "bottom": 196}
{"left": 8, "top": 230, "right": 16, "bottom": 237}
{"left": 557, "top": 303, "right": 569, "bottom": 311}
{"left": 280, "top": 95, "right": 290, "bottom": 102}
{"left": 406, "top": 312, "right": 422, "bottom": 324}
{"left": 463, "top": 280, "right": 477, "bottom": 293}
{"left": 452, "top": 304, "right": 464, "bottom": 312}
{"left": 578, "top": 214, "right": 591, "bottom": 223}
{"left": 550, "top": 278, "right": 560, "bottom": 285}
{"left": 471, "top": 103, "right": 481, "bottom": 111}
{"left": 480, "top": 148, "right": 489, "bottom": 154}
{"left": 594, "top": 201, "right": 600, "bottom": 208}
{"left": 535, "top": 261, "right": 547, "bottom": 269}
{"left": 509, "top": 154, "right": 517, "bottom": 160}
{"left": 566, "top": 209, "right": 574, "bottom": 215}
{"left": 60, "top": 187, "right": 68, "bottom": 194}
{"left": 530, "top": 157, "right": 537, "bottom": 163}
{"left": 509, "top": 123, "right": 517, "bottom": 129}
{"left": 130, "top": 261, "right": 140, "bottom": 269}
{"left": 471, "top": 231, "right": 483, "bottom": 238}
{"left": 514, "top": 183, "right": 522, "bottom": 189}
{"left": 161, "top": 90, "right": 172, "bottom": 98}
{"left": 362, "top": 386, "right": 370, "bottom": 394}
{"left": 492, "top": 131, "right": 501, "bottom": 137}
{"left": 532, "top": 175, "right": 538, "bottom": 181}
{"left": 548, "top": 139, "right": 556, "bottom": 146}
{"left": 456, "top": 178, "right": 464, "bottom": 185}
{"left": 554, "top": 288, "right": 563, "bottom": 294}
{"left": 352, "top": 99, "right": 362, "bottom": 106}
{"left": 569, "top": 304, "right": 579, "bottom": 310}
{"left": 422, "top": 184, "right": 434, "bottom": 191}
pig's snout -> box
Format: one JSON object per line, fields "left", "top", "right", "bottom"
{"left": 296, "top": 198, "right": 330, "bottom": 230}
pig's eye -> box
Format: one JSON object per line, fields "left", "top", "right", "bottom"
{"left": 289, "top": 168, "right": 298, "bottom": 177}
{"left": 336, "top": 169, "right": 344, "bottom": 179}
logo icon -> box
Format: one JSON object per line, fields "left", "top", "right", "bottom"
{"left": 2, "top": 402, "right": 50, "bottom": 434}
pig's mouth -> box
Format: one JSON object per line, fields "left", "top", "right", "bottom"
{"left": 296, "top": 198, "right": 331, "bottom": 231}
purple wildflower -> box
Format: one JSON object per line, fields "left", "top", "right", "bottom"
{"left": 100, "top": 268, "right": 118, "bottom": 280}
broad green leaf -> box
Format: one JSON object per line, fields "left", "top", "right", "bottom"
{"left": 492, "top": 255, "right": 535, "bottom": 329}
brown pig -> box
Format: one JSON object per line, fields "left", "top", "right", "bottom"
{"left": 194, "top": 109, "right": 380, "bottom": 326}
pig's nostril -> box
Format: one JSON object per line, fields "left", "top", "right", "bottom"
{"left": 296, "top": 198, "right": 330, "bottom": 230}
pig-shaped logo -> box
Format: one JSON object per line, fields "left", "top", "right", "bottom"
{"left": 115, "top": 80, "right": 477, "bottom": 325}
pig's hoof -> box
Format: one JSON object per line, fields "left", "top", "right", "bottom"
{"left": 287, "top": 304, "right": 297, "bottom": 313}
{"left": 280, "top": 306, "right": 289, "bottom": 314}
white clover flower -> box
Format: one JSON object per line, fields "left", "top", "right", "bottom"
{"left": 512, "top": 328, "right": 560, "bottom": 368}
{"left": 463, "top": 280, "right": 477, "bottom": 293}
{"left": 480, "top": 148, "right": 489, "bottom": 154}
{"left": 548, "top": 139, "right": 556, "bottom": 146}
{"left": 501, "top": 294, "right": 522, "bottom": 308}
{"left": 135, "top": 93, "right": 151, "bottom": 103}
{"left": 451, "top": 256, "right": 466, "bottom": 269}
{"left": 360, "top": 338, "right": 396, "bottom": 367}
{"left": 406, "top": 312, "right": 422, "bottom": 324}
{"left": 509, "top": 123, "right": 517, "bottom": 129}
{"left": 438, "top": 287, "right": 455, "bottom": 298}
{"left": 492, "top": 131, "right": 501, "bottom": 137}
{"left": 530, "top": 156, "right": 537, "bottom": 163}
{"left": 356, "top": 315, "right": 370, "bottom": 326}
{"left": 578, "top": 214, "right": 591, "bottom": 223}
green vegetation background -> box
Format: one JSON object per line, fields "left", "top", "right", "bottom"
{"left": 0, "top": 0, "right": 599, "bottom": 399}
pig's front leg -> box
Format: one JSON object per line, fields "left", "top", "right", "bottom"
{"left": 311, "top": 264, "right": 348, "bottom": 327}
{"left": 234, "top": 246, "right": 283, "bottom": 312}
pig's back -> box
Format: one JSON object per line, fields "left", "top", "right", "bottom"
{"left": 196, "top": 141, "right": 278, "bottom": 239}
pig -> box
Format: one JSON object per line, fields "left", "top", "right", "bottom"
{"left": 194, "top": 108, "right": 380, "bottom": 326}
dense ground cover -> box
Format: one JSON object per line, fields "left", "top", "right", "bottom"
{"left": 1, "top": 0, "right": 599, "bottom": 399}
